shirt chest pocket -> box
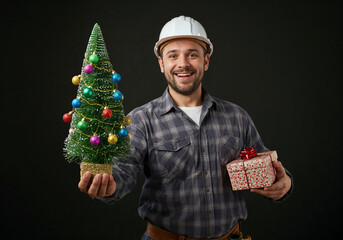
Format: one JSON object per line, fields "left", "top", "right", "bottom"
{"left": 220, "top": 136, "right": 243, "bottom": 165}
{"left": 152, "top": 138, "right": 192, "bottom": 180}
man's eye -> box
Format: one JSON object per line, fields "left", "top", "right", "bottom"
{"left": 189, "top": 53, "right": 198, "bottom": 58}
{"left": 169, "top": 54, "right": 177, "bottom": 59}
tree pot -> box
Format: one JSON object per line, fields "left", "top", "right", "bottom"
{"left": 80, "top": 162, "right": 113, "bottom": 180}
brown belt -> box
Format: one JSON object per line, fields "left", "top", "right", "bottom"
{"left": 147, "top": 222, "right": 241, "bottom": 240}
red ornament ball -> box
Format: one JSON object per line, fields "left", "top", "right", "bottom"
{"left": 102, "top": 108, "right": 113, "bottom": 118}
{"left": 63, "top": 113, "right": 72, "bottom": 123}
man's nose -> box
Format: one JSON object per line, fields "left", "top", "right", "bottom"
{"left": 177, "top": 55, "right": 190, "bottom": 68}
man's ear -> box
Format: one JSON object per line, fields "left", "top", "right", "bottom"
{"left": 158, "top": 56, "right": 164, "bottom": 73}
{"left": 204, "top": 53, "right": 210, "bottom": 71}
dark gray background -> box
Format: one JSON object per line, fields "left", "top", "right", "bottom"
{"left": 2, "top": 0, "right": 342, "bottom": 239}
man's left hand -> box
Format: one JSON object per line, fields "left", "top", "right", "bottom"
{"left": 250, "top": 161, "right": 291, "bottom": 200}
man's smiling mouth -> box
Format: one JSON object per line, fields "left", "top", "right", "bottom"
{"left": 174, "top": 72, "right": 194, "bottom": 78}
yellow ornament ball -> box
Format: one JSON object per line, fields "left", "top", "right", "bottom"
{"left": 124, "top": 116, "right": 131, "bottom": 125}
{"left": 108, "top": 133, "right": 118, "bottom": 144}
{"left": 72, "top": 75, "right": 81, "bottom": 85}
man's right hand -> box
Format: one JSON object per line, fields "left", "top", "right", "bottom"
{"left": 78, "top": 171, "right": 117, "bottom": 198}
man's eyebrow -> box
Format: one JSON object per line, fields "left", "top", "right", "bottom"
{"left": 165, "top": 49, "right": 178, "bottom": 55}
{"left": 187, "top": 49, "right": 200, "bottom": 52}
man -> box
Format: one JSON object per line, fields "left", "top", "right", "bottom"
{"left": 78, "top": 16, "right": 293, "bottom": 240}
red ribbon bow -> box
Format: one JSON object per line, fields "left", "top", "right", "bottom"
{"left": 240, "top": 147, "right": 258, "bottom": 160}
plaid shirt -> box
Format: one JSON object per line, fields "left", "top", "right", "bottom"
{"left": 101, "top": 88, "right": 289, "bottom": 238}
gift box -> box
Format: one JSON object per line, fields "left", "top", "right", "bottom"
{"left": 226, "top": 148, "right": 277, "bottom": 191}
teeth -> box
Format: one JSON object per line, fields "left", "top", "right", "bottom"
{"left": 177, "top": 73, "right": 191, "bottom": 77}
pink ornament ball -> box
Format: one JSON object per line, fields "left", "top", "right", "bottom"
{"left": 84, "top": 64, "right": 93, "bottom": 74}
{"left": 90, "top": 135, "right": 100, "bottom": 146}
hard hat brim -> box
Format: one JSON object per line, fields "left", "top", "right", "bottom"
{"left": 154, "top": 35, "right": 213, "bottom": 57}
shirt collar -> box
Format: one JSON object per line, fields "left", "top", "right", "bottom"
{"left": 158, "top": 87, "right": 217, "bottom": 116}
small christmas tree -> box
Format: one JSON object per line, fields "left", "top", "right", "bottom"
{"left": 63, "top": 23, "right": 130, "bottom": 177}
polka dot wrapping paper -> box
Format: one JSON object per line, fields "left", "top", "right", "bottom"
{"left": 226, "top": 151, "right": 277, "bottom": 191}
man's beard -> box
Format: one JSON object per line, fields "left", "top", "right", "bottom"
{"left": 164, "top": 67, "right": 204, "bottom": 96}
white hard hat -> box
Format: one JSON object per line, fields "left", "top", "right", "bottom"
{"left": 154, "top": 15, "right": 213, "bottom": 57}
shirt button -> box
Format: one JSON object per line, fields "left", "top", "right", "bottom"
{"left": 201, "top": 148, "right": 205, "bottom": 152}
{"left": 206, "top": 188, "right": 210, "bottom": 192}
{"left": 208, "top": 210, "right": 212, "bottom": 214}
{"left": 204, "top": 171, "right": 208, "bottom": 175}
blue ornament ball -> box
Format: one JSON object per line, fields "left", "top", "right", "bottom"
{"left": 72, "top": 98, "right": 81, "bottom": 108}
{"left": 113, "top": 90, "right": 123, "bottom": 101}
{"left": 111, "top": 73, "right": 121, "bottom": 83}
{"left": 119, "top": 128, "right": 129, "bottom": 138}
